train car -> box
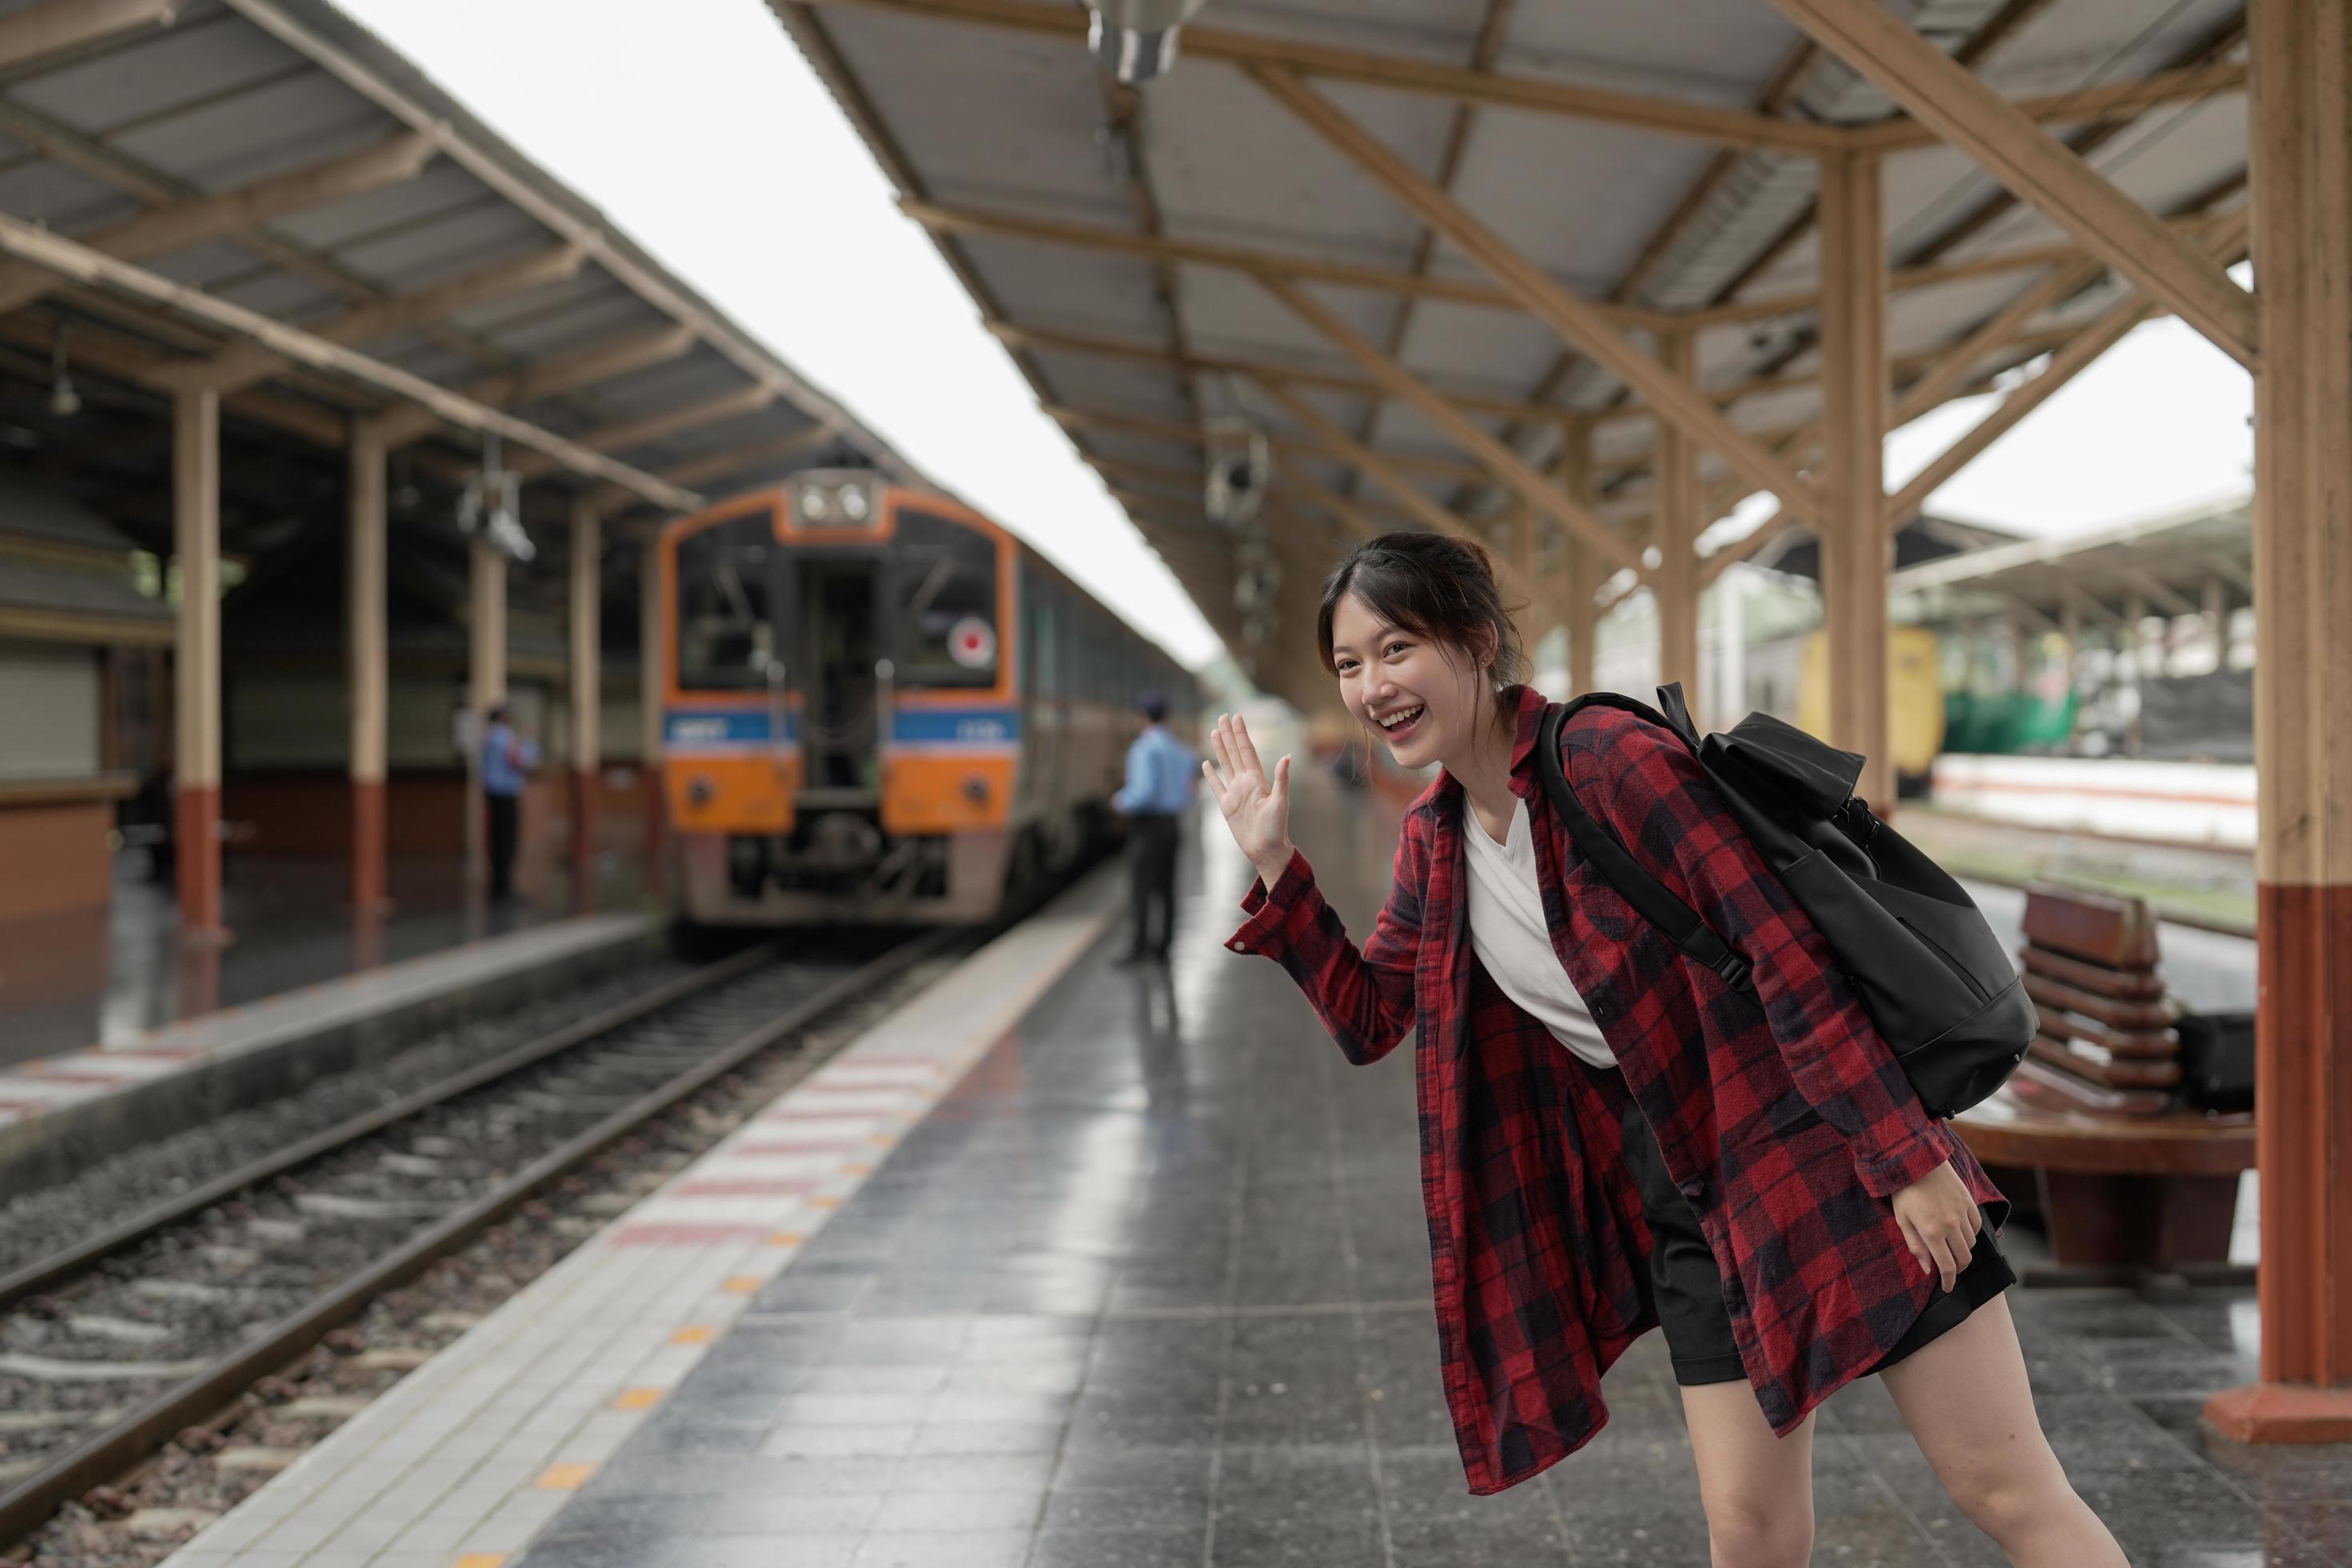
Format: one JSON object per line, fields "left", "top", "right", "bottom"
{"left": 657, "top": 470, "right": 1197, "bottom": 926}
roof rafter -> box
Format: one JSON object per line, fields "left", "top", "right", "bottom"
{"left": 0, "top": 205, "right": 696, "bottom": 510}
{"left": 798, "top": 0, "right": 1841, "bottom": 151}
{"left": 156, "top": 242, "right": 588, "bottom": 395}
{"left": 0, "top": 132, "right": 436, "bottom": 318}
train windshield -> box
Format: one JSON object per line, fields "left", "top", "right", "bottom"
{"left": 890, "top": 510, "right": 998, "bottom": 690}
{"left": 673, "top": 513, "right": 776, "bottom": 691}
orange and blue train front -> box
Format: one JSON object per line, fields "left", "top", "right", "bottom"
{"left": 658, "top": 475, "right": 1020, "bottom": 925}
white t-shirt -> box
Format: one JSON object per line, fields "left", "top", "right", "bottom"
{"left": 1462, "top": 797, "right": 1618, "bottom": 1070}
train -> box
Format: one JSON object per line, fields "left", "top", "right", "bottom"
{"left": 654, "top": 470, "right": 1198, "bottom": 926}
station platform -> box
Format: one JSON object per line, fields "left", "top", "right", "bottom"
{"left": 0, "top": 901, "right": 655, "bottom": 1198}
{"left": 0, "top": 847, "right": 640, "bottom": 1073}
{"left": 156, "top": 771, "right": 2339, "bottom": 1568}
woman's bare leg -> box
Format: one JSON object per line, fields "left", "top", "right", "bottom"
{"left": 1679, "top": 1382, "right": 1817, "bottom": 1568}
{"left": 1878, "top": 1296, "right": 2126, "bottom": 1566}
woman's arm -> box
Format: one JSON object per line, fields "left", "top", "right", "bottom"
{"left": 1228, "top": 842, "right": 1422, "bottom": 1066}
{"left": 1206, "top": 715, "right": 1420, "bottom": 1066}
{"left": 1568, "top": 712, "right": 1947, "bottom": 1197}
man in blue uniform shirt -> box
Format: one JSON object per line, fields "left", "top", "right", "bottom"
{"left": 482, "top": 702, "right": 539, "bottom": 904}
{"left": 1112, "top": 690, "right": 1194, "bottom": 964}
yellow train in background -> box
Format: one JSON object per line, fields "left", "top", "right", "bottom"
{"left": 655, "top": 470, "right": 1196, "bottom": 926}
{"left": 1798, "top": 623, "right": 1946, "bottom": 784}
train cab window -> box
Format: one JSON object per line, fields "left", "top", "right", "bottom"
{"left": 674, "top": 514, "right": 776, "bottom": 690}
{"left": 890, "top": 510, "right": 999, "bottom": 690}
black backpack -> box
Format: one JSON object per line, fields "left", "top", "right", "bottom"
{"left": 1535, "top": 685, "right": 2034, "bottom": 1120}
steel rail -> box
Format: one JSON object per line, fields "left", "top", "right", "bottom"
{"left": 0, "top": 943, "right": 776, "bottom": 1314}
{"left": 0, "top": 929, "right": 957, "bottom": 1548}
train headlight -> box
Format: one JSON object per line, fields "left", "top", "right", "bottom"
{"left": 962, "top": 775, "right": 990, "bottom": 804}
{"left": 789, "top": 472, "right": 882, "bottom": 529}
{"left": 688, "top": 775, "right": 716, "bottom": 806}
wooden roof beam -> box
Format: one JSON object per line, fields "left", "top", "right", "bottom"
{"left": 1253, "top": 65, "right": 1828, "bottom": 530}
{"left": 0, "top": 0, "right": 182, "bottom": 73}
{"left": 798, "top": 0, "right": 1840, "bottom": 151}
{"left": 1250, "top": 377, "right": 1542, "bottom": 590}
{"left": 0, "top": 209, "right": 697, "bottom": 509}
{"left": 1045, "top": 402, "right": 1490, "bottom": 483}
{"left": 1254, "top": 271, "right": 1640, "bottom": 574}
{"left": 908, "top": 200, "right": 1667, "bottom": 332}
{"left": 1855, "top": 59, "right": 2249, "bottom": 154}
{"left": 0, "top": 133, "right": 436, "bottom": 319}
{"left": 1764, "top": 0, "right": 2255, "bottom": 367}
{"left": 369, "top": 323, "right": 700, "bottom": 450}
{"left": 160, "top": 242, "right": 588, "bottom": 396}
{"left": 510, "top": 383, "right": 779, "bottom": 482}
{"left": 227, "top": 0, "right": 891, "bottom": 472}
{"left": 989, "top": 318, "right": 1570, "bottom": 426}
{"left": 590, "top": 420, "right": 842, "bottom": 515}
{"left": 1274, "top": 468, "right": 1386, "bottom": 543}
{"left": 1881, "top": 210, "right": 2250, "bottom": 525}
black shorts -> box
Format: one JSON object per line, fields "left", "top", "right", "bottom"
{"left": 1616, "top": 1089, "right": 2013, "bottom": 1387}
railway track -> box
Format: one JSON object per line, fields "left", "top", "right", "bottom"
{"left": 0, "top": 929, "right": 958, "bottom": 1550}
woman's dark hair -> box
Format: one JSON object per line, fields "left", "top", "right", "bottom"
{"left": 1317, "top": 531, "right": 1528, "bottom": 688}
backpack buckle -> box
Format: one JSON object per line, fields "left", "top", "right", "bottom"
{"left": 1714, "top": 951, "right": 1755, "bottom": 991}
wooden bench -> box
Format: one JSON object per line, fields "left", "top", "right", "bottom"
{"left": 1953, "top": 882, "right": 2254, "bottom": 1280}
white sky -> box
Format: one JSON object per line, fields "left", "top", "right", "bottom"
{"left": 337, "top": 0, "right": 1226, "bottom": 669}
{"left": 338, "top": 0, "right": 2254, "bottom": 657}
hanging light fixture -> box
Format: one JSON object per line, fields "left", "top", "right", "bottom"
{"left": 1083, "top": 0, "right": 1210, "bottom": 83}
{"left": 457, "top": 434, "right": 533, "bottom": 562}
{"left": 48, "top": 325, "right": 80, "bottom": 418}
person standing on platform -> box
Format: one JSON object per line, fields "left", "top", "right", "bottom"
{"left": 482, "top": 702, "right": 538, "bottom": 905}
{"left": 1113, "top": 690, "right": 1194, "bottom": 965}
{"left": 1200, "top": 532, "right": 2124, "bottom": 1566}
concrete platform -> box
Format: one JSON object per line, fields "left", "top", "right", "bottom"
{"left": 158, "top": 774, "right": 2340, "bottom": 1568}
{"left": 0, "top": 849, "right": 640, "bottom": 1072}
{"left": 0, "top": 908, "right": 655, "bottom": 1198}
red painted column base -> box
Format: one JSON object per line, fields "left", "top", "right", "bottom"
{"left": 351, "top": 777, "right": 390, "bottom": 914}
{"left": 641, "top": 780, "right": 667, "bottom": 900}
{"left": 174, "top": 781, "right": 228, "bottom": 944}
{"left": 571, "top": 768, "right": 598, "bottom": 914}
{"left": 2204, "top": 1384, "right": 2352, "bottom": 1445}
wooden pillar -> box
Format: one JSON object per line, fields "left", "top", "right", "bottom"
{"left": 172, "top": 389, "right": 225, "bottom": 941}
{"left": 638, "top": 531, "right": 666, "bottom": 897}
{"left": 348, "top": 426, "right": 389, "bottom": 918}
{"left": 2206, "top": 0, "right": 2352, "bottom": 1446}
{"left": 1654, "top": 328, "right": 1702, "bottom": 708}
{"left": 1560, "top": 423, "right": 1599, "bottom": 694}
{"left": 569, "top": 498, "right": 601, "bottom": 913}
{"left": 466, "top": 538, "right": 506, "bottom": 893}
{"left": 1817, "top": 147, "right": 1893, "bottom": 809}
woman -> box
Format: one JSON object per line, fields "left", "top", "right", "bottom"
{"left": 1203, "top": 533, "right": 2122, "bottom": 1568}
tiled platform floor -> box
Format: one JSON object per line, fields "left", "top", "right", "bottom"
{"left": 0, "top": 910, "right": 649, "bottom": 1155}
{"left": 0, "top": 848, "right": 638, "bottom": 1070}
{"left": 498, "top": 770, "right": 2339, "bottom": 1568}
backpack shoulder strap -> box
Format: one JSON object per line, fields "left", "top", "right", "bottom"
{"left": 1537, "top": 702, "right": 1754, "bottom": 993}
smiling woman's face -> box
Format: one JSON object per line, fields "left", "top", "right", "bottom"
{"left": 1328, "top": 590, "right": 1490, "bottom": 771}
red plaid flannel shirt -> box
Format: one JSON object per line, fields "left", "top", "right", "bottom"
{"left": 1229, "top": 687, "right": 2005, "bottom": 1494}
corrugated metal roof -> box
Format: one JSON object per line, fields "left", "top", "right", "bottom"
{"left": 0, "top": 0, "right": 931, "bottom": 552}
{"left": 770, "top": 0, "right": 2251, "bottom": 700}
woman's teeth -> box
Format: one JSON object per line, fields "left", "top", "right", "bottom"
{"left": 1378, "top": 706, "right": 1424, "bottom": 733}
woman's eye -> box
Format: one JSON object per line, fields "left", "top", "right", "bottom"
{"left": 1384, "top": 642, "right": 1409, "bottom": 657}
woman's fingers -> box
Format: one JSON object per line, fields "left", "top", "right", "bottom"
{"left": 1895, "top": 1213, "right": 1931, "bottom": 1277}
{"left": 1271, "top": 754, "right": 1290, "bottom": 814}
{"left": 1932, "top": 1231, "right": 1963, "bottom": 1294}
{"left": 1231, "top": 717, "right": 1265, "bottom": 778}
{"left": 1200, "top": 758, "right": 1226, "bottom": 810}
{"left": 1207, "top": 716, "right": 1234, "bottom": 780}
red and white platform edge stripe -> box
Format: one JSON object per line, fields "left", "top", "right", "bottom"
{"left": 158, "top": 870, "right": 1118, "bottom": 1568}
